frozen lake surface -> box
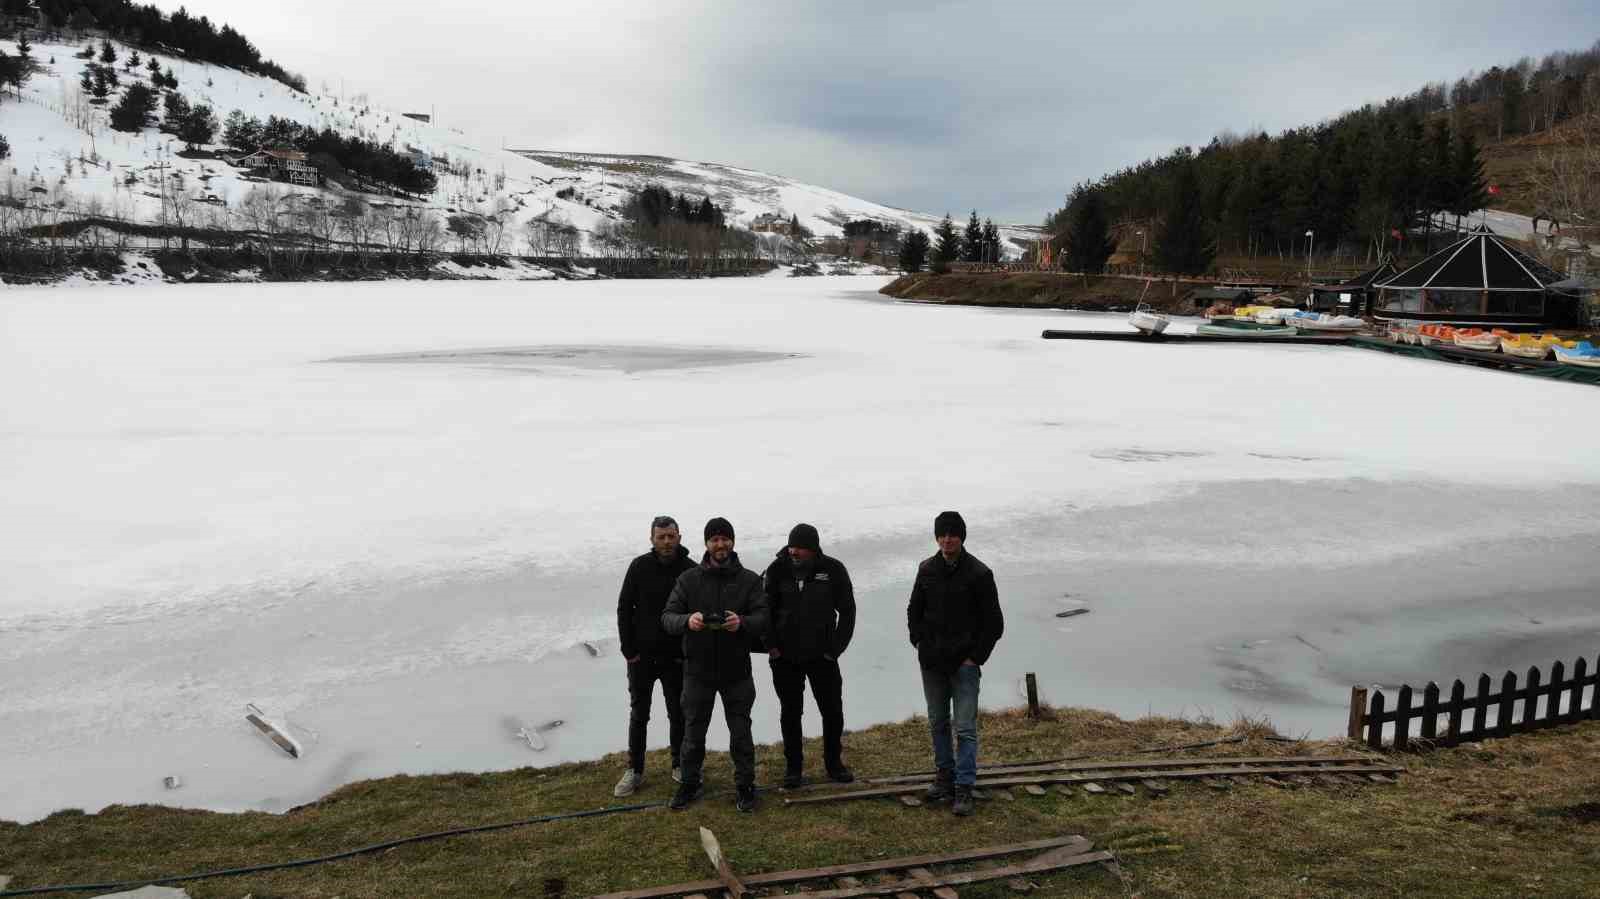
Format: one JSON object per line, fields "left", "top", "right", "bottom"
{"left": 3, "top": 277, "right": 1600, "bottom": 823}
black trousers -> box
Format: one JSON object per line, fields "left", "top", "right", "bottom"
{"left": 769, "top": 656, "right": 844, "bottom": 772}
{"left": 626, "top": 654, "right": 685, "bottom": 773}
{"left": 679, "top": 675, "right": 757, "bottom": 788}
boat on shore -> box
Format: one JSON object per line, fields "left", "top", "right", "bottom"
{"left": 1292, "top": 313, "right": 1366, "bottom": 332}
{"left": 1452, "top": 328, "right": 1510, "bottom": 351}
{"left": 1128, "top": 303, "right": 1171, "bottom": 335}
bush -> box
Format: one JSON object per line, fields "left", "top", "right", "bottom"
{"left": 109, "top": 83, "right": 158, "bottom": 133}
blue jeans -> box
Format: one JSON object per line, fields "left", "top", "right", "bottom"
{"left": 921, "top": 664, "right": 981, "bottom": 786}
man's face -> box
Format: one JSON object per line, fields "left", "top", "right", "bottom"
{"left": 651, "top": 526, "right": 680, "bottom": 557}
{"left": 937, "top": 533, "right": 964, "bottom": 557}
{"left": 787, "top": 546, "right": 816, "bottom": 563}
{"left": 707, "top": 534, "right": 734, "bottom": 562}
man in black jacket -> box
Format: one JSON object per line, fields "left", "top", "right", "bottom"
{"left": 612, "top": 515, "right": 697, "bottom": 798}
{"left": 906, "top": 511, "right": 1003, "bottom": 817}
{"left": 661, "top": 517, "right": 770, "bottom": 813}
{"left": 763, "top": 523, "right": 857, "bottom": 788}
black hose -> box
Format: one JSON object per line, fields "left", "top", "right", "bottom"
{"left": 0, "top": 799, "right": 665, "bottom": 897}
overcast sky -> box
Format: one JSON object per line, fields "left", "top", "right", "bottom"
{"left": 154, "top": 1, "right": 1600, "bottom": 224}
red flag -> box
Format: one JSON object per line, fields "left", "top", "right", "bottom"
{"left": 1390, "top": 228, "right": 1404, "bottom": 241}
{"left": 1488, "top": 184, "right": 1500, "bottom": 196}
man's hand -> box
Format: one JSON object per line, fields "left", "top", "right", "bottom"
{"left": 688, "top": 612, "right": 705, "bottom": 632}
{"left": 723, "top": 611, "right": 742, "bottom": 633}
{"left": 962, "top": 658, "right": 978, "bottom": 667}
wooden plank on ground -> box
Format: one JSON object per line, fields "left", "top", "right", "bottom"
{"left": 908, "top": 866, "right": 962, "bottom": 899}
{"left": 591, "top": 836, "right": 1090, "bottom": 898}
{"left": 779, "top": 851, "right": 1116, "bottom": 899}
{"left": 866, "top": 755, "right": 1379, "bottom": 784}
{"left": 788, "top": 764, "right": 1405, "bottom": 805}
{"left": 700, "top": 827, "right": 748, "bottom": 898}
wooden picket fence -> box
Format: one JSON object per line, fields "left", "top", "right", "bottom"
{"left": 1348, "top": 652, "right": 1599, "bottom": 751}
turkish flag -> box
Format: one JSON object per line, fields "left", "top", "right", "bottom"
{"left": 1488, "top": 184, "right": 1500, "bottom": 195}
{"left": 1390, "top": 228, "right": 1404, "bottom": 240}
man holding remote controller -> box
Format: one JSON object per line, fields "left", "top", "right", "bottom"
{"left": 661, "top": 517, "right": 770, "bottom": 813}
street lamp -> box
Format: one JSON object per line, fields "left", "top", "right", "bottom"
{"left": 1137, "top": 230, "right": 1145, "bottom": 275}
{"left": 1304, "top": 229, "right": 1314, "bottom": 279}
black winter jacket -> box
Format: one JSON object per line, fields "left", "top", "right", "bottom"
{"left": 662, "top": 551, "right": 770, "bottom": 686}
{"left": 906, "top": 550, "right": 1004, "bottom": 673}
{"left": 617, "top": 545, "right": 696, "bottom": 659}
{"left": 762, "top": 550, "right": 856, "bottom": 661}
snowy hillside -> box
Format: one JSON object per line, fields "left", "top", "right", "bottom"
{"left": 2, "top": 35, "right": 1039, "bottom": 256}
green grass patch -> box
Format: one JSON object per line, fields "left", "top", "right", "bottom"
{"left": 3, "top": 708, "right": 1598, "bottom": 897}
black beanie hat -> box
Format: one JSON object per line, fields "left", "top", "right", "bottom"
{"left": 934, "top": 510, "right": 967, "bottom": 540}
{"left": 787, "top": 523, "right": 821, "bottom": 553}
{"left": 704, "top": 517, "right": 735, "bottom": 542}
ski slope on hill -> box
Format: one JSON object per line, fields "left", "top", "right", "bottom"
{"left": 2, "top": 36, "right": 1040, "bottom": 256}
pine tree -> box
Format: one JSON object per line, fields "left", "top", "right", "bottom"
{"left": 1449, "top": 131, "right": 1490, "bottom": 218}
{"left": 1153, "top": 158, "right": 1215, "bottom": 276}
{"left": 109, "top": 82, "right": 158, "bottom": 132}
{"left": 147, "top": 56, "right": 160, "bottom": 79}
{"left": 162, "top": 66, "right": 178, "bottom": 89}
{"left": 0, "top": 132, "right": 9, "bottom": 162}
{"left": 90, "top": 65, "right": 110, "bottom": 101}
{"left": 127, "top": 50, "right": 142, "bottom": 71}
{"left": 982, "top": 219, "right": 1000, "bottom": 263}
{"left": 177, "top": 103, "right": 218, "bottom": 150}
{"left": 1063, "top": 187, "right": 1116, "bottom": 273}
{"left": 99, "top": 38, "right": 116, "bottom": 65}
{"left": 932, "top": 214, "right": 960, "bottom": 271}
{"left": 16, "top": 34, "right": 31, "bottom": 61}
{"left": 78, "top": 67, "right": 93, "bottom": 95}
{"left": 962, "top": 209, "right": 983, "bottom": 262}
{"left": 899, "top": 229, "right": 930, "bottom": 273}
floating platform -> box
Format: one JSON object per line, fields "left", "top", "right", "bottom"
{"left": 1039, "top": 329, "right": 1352, "bottom": 346}
{"left": 1347, "top": 336, "right": 1600, "bottom": 385}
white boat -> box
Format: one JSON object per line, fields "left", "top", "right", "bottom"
{"left": 1128, "top": 304, "right": 1170, "bottom": 335}
{"left": 1253, "top": 308, "right": 1288, "bottom": 324}
{"left": 1294, "top": 314, "right": 1365, "bottom": 332}
{"left": 1196, "top": 323, "right": 1298, "bottom": 338}
{"left": 1452, "top": 330, "right": 1503, "bottom": 351}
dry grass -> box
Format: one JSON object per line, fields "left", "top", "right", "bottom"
{"left": 3, "top": 708, "right": 1599, "bottom": 898}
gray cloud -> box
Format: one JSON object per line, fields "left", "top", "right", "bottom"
{"left": 154, "top": 0, "right": 1600, "bottom": 223}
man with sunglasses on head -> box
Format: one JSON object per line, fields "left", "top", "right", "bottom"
{"left": 612, "top": 515, "right": 696, "bottom": 798}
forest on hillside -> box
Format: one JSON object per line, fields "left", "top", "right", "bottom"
{"left": 2, "top": 0, "right": 304, "bottom": 90}
{"left": 1046, "top": 40, "right": 1600, "bottom": 274}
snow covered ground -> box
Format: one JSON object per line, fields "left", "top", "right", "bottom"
{"left": 3, "top": 278, "right": 1600, "bottom": 823}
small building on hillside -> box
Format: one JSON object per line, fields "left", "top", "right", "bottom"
{"left": 750, "top": 212, "right": 798, "bottom": 235}
{"left": 237, "top": 148, "right": 321, "bottom": 186}
{"left": 1186, "top": 286, "right": 1255, "bottom": 310}
{"left": 1309, "top": 259, "right": 1397, "bottom": 315}
{"left": 1373, "top": 225, "right": 1584, "bottom": 330}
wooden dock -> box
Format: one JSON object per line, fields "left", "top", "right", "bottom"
{"left": 1040, "top": 329, "right": 1352, "bottom": 346}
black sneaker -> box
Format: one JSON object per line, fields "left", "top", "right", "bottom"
{"left": 669, "top": 781, "right": 704, "bottom": 811}
{"left": 735, "top": 784, "right": 758, "bottom": 813}
{"left": 782, "top": 769, "right": 804, "bottom": 789}
{"left": 826, "top": 764, "right": 855, "bottom": 784}
{"left": 924, "top": 770, "right": 955, "bottom": 803}
{"left": 952, "top": 784, "right": 975, "bottom": 817}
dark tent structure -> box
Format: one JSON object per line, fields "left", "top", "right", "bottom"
{"left": 1309, "top": 259, "right": 1398, "bottom": 315}
{"left": 1373, "top": 225, "right": 1583, "bottom": 329}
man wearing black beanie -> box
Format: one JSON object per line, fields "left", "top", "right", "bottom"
{"left": 906, "top": 510, "right": 1003, "bottom": 817}
{"left": 762, "top": 523, "right": 857, "bottom": 788}
{"left": 661, "top": 517, "right": 769, "bottom": 812}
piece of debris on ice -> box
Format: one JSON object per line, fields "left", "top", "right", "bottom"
{"left": 163, "top": 775, "right": 183, "bottom": 790}
{"left": 245, "top": 703, "right": 302, "bottom": 758}
{"left": 504, "top": 716, "right": 565, "bottom": 751}
{"left": 582, "top": 640, "right": 602, "bottom": 657}
{"left": 1055, "top": 608, "right": 1090, "bottom": 619}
